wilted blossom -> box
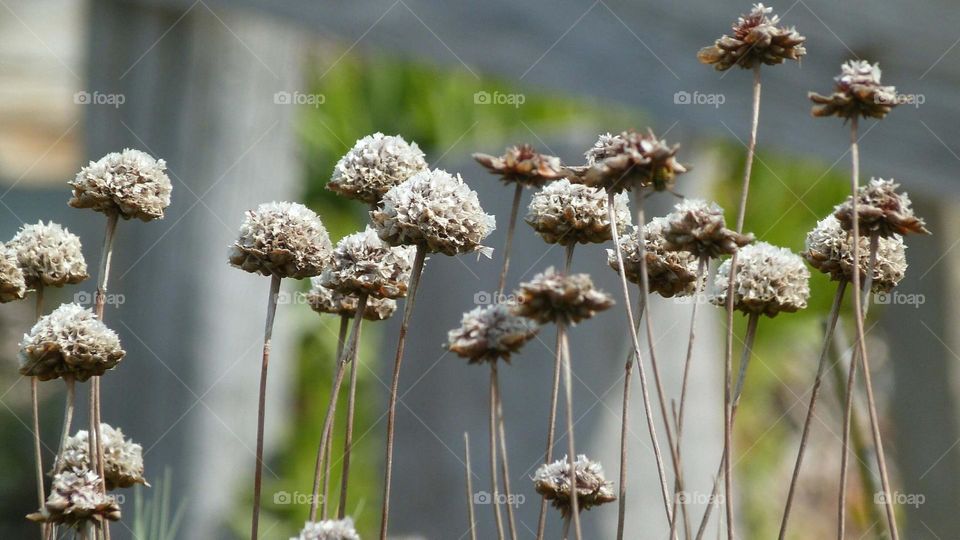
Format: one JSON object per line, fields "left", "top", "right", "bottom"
{"left": 698, "top": 3, "right": 806, "bottom": 71}
{"left": 371, "top": 169, "right": 495, "bottom": 256}
{"left": 804, "top": 215, "right": 906, "bottom": 293}
{"left": 662, "top": 199, "right": 753, "bottom": 259}
{"left": 307, "top": 279, "right": 397, "bottom": 321}
{"left": 473, "top": 144, "right": 565, "bottom": 187}
{"left": 525, "top": 179, "right": 629, "bottom": 246}
{"left": 8, "top": 221, "right": 88, "bottom": 288}
{"left": 27, "top": 468, "right": 120, "bottom": 526}
{"left": 0, "top": 245, "right": 26, "bottom": 303}
{"left": 446, "top": 304, "right": 539, "bottom": 364}
{"left": 533, "top": 454, "right": 616, "bottom": 516}
{"left": 328, "top": 133, "right": 428, "bottom": 204}
{"left": 809, "top": 60, "right": 899, "bottom": 120}
{"left": 53, "top": 424, "right": 147, "bottom": 490}
{"left": 69, "top": 148, "right": 172, "bottom": 221}
{"left": 711, "top": 242, "right": 810, "bottom": 317}
{"left": 609, "top": 219, "right": 699, "bottom": 298}
{"left": 291, "top": 518, "right": 360, "bottom": 540}
{"left": 320, "top": 227, "right": 414, "bottom": 299}
{"left": 833, "top": 178, "right": 930, "bottom": 238}
{"left": 19, "top": 303, "right": 125, "bottom": 382}
{"left": 513, "top": 268, "right": 613, "bottom": 325}
{"left": 228, "top": 201, "right": 332, "bottom": 279}
{"left": 575, "top": 129, "right": 688, "bottom": 193}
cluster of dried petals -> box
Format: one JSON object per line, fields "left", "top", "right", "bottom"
{"left": 69, "top": 149, "right": 172, "bottom": 221}
{"left": 307, "top": 279, "right": 397, "bottom": 321}
{"left": 662, "top": 199, "right": 753, "bottom": 259}
{"left": 446, "top": 304, "right": 540, "bottom": 364}
{"left": 291, "top": 518, "right": 360, "bottom": 540}
{"left": 8, "top": 221, "right": 88, "bottom": 288}
{"left": 320, "top": 227, "right": 414, "bottom": 299}
{"left": 609, "top": 219, "right": 699, "bottom": 298}
{"left": 810, "top": 60, "right": 899, "bottom": 120}
{"left": 525, "top": 179, "right": 629, "bottom": 245}
{"left": 575, "top": 130, "right": 688, "bottom": 193}
{"left": 0, "top": 245, "right": 26, "bottom": 303}
{"left": 533, "top": 454, "right": 616, "bottom": 517}
{"left": 513, "top": 267, "right": 613, "bottom": 325}
{"left": 804, "top": 215, "right": 906, "bottom": 292}
{"left": 711, "top": 242, "right": 810, "bottom": 317}
{"left": 229, "top": 201, "right": 332, "bottom": 279}
{"left": 371, "top": 169, "right": 495, "bottom": 256}
{"left": 53, "top": 424, "right": 147, "bottom": 490}
{"left": 328, "top": 133, "right": 428, "bottom": 204}
{"left": 27, "top": 468, "right": 120, "bottom": 526}
{"left": 19, "top": 303, "right": 125, "bottom": 381}
{"left": 833, "top": 178, "right": 930, "bottom": 238}
{"left": 473, "top": 144, "right": 565, "bottom": 187}
{"left": 698, "top": 3, "right": 806, "bottom": 71}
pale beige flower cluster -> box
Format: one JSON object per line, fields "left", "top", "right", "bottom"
{"left": 804, "top": 215, "right": 906, "bottom": 292}
{"left": 711, "top": 242, "right": 810, "bottom": 317}
{"left": 28, "top": 468, "right": 120, "bottom": 526}
{"left": 291, "top": 518, "right": 361, "bottom": 540}
{"left": 446, "top": 304, "right": 540, "bottom": 364}
{"left": 307, "top": 278, "right": 397, "bottom": 321}
{"left": 662, "top": 199, "right": 753, "bottom": 259}
{"left": 328, "top": 133, "right": 428, "bottom": 204}
{"left": 54, "top": 424, "right": 147, "bottom": 490}
{"left": 70, "top": 148, "right": 172, "bottom": 221}
{"left": 513, "top": 267, "right": 613, "bottom": 325}
{"left": 609, "top": 219, "right": 700, "bottom": 298}
{"left": 19, "top": 303, "right": 125, "bottom": 381}
{"left": 533, "top": 454, "right": 616, "bottom": 517}
{"left": 525, "top": 179, "right": 629, "bottom": 246}
{"left": 229, "top": 201, "right": 333, "bottom": 279}
{"left": 8, "top": 221, "right": 88, "bottom": 288}
{"left": 320, "top": 227, "right": 414, "bottom": 299}
{"left": 833, "top": 178, "right": 930, "bottom": 237}
{"left": 0, "top": 244, "right": 26, "bottom": 302}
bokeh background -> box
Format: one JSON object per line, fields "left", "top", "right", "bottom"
{"left": 1, "top": 0, "right": 958, "bottom": 538}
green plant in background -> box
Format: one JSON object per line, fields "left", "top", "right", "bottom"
{"left": 132, "top": 469, "right": 186, "bottom": 540}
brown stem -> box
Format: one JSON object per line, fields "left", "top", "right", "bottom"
{"left": 323, "top": 316, "right": 349, "bottom": 519}
{"left": 379, "top": 246, "right": 427, "bottom": 540}
{"left": 251, "top": 274, "right": 281, "bottom": 539}
{"left": 779, "top": 281, "right": 847, "bottom": 539}
{"left": 337, "top": 317, "right": 363, "bottom": 519}
{"left": 31, "top": 286, "right": 46, "bottom": 539}
{"left": 497, "top": 184, "right": 523, "bottom": 297}
{"left": 535, "top": 311, "right": 566, "bottom": 540}
{"left": 489, "top": 365, "right": 506, "bottom": 540}
{"left": 464, "top": 432, "right": 478, "bottom": 540}
{"left": 493, "top": 366, "right": 518, "bottom": 540}
{"left": 559, "top": 328, "right": 582, "bottom": 540}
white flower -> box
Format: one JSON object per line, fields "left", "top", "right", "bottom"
{"left": 70, "top": 149, "right": 172, "bottom": 221}
{"left": 291, "top": 518, "right": 361, "bottom": 540}
{"left": 446, "top": 304, "right": 540, "bottom": 364}
{"left": 711, "top": 242, "right": 810, "bottom": 317}
{"left": 328, "top": 133, "right": 428, "bottom": 204}
{"left": 662, "top": 199, "right": 752, "bottom": 258}
{"left": 229, "top": 201, "right": 332, "bottom": 279}
{"left": 306, "top": 279, "right": 398, "bottom": 321}
{"left": 609, "top": 219, "right": 699, "bottom": 298}
{"left": 320, "top": 227, "right": 414, "bottom": 299}
{"left": 525, "top": 179, "right": 629, "bottom": 245}
{"left": 19, "top": 303, "right": 125, "bottom": 381}
{"left": 513, "top": 267, "right": 614, "bottom": 325}
{"left": 0, "top": 244, "right": 26, "bottom": 302}
{"left": 28, "top": 468, "right": 120, "bottom": 525}
{"left": 54, "top": 424, "right": 147, "bottom": 490}
{"left": 8, "top": 221, "right": 88, "bottom": 288}
{"left": 533, "top": 454, "right": 616, "bottom": 516}
{"left": 804, "top": 215, "right": 906, "bottom": 292}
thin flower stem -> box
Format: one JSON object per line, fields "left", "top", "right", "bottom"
{"left": 497, "top": 184, "right": 523, "bottom": 297}
{"left": 846, "top": 118, "right": 899, "bottom": 540}
{"left": 838, "top": 327, "right": 858, "bottom": 540}
{"left": 310, "top": 295, "right": 367, "bottom": 521}
{"left": 379, "top": 246, "right": 427, "bottom": 540}
{"left": 779, "top": 281, "right": 847, "bottom": 539}
{"left": 323, "top": 317, "right": 350, "bottom": 519}
{"left": 31, "top": 286, "right": 46, "bottom": 540}
{"left": 560, "top": 328, "right": 582, "bottom": 540}
{"left": 609, "top": 191, "right": 673, "bottom": 538}
{"left": 251, "top": 274, "right": 281, "bottom": 540}
{"left": 535, "top": 298, "right": 568, "bottom": 540}
{"left": 489, "top": 364, "right": 506, "bottom": 540}
{"left": 58, "top": 378, "right": 76, "bottom": 458}
{"left": 337, "top": 317, "right": 363, "bottom": 519}
{"left": 562, "top": 515, "right": 572, "bottom": 540}
{"left": 493, "top": 367, "right": 518, "bottom": 540}
{"left": 464, "top": 432, "right": 478, "bottom": 540}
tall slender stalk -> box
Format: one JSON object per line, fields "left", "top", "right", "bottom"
{"left": 559, "top": 329, "right": 582, "bottom": 539}
{"left": 493, "top": 368, "right": 518, "bottom": 540}
{"left": 497, "top": 184, "right": 523, "bottom": 297}
{"left": 608, "top": 191, "right": 673, "bottom": 538}
{"left": 779, "top": 281, "right": 847, "bottom": 538}
{"left": 845, "top": 118, "right": 899, "bottom": 540}
{"left": 337, "top": 317, "right": 362, "bottom": 519}
{"left": 31, "top": 286, "right": 46, "bottom": 540}
{"left": 322, "top": 317, "right": 349, "bottom": 519}
{"left": 489, "top": 365, "right": 506, "bottom": 540}
{"left": 379, "top": 246, "right": 427, "bottom": 540}
{"left": 251, "top": 274, "right": 281, "bottom": 539}
{"left": 464, "top": 432, "right": 477, "bottom": 540}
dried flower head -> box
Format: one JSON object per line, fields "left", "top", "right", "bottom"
{"left": 291, "top": 518, "right": 360, "bottom": 540}
{"left": 804, "top": 215, "right": 906, "bottom": 292}
{"left": 70, "top": 149, "right": 172, "bottom": 221}
{"left": 328, "top": 133, "right": 428, "bottom": 204}
{"left": 698, "top": 3, "right": 806, "bottom": 71}
{"left": 307, "top": 279, "right": 397, "bottom": 321}
{"left": 525, "top": 179, "right": 630, "bottom": 245}
{"left": 711, "top": 242, "right": 810, "bottom": 317}
{"left": 576, "top": 129, "right": 688, "bottom": 193}
{"left": 371, "top": 169, "right": 495, "bottom": 256}
{"left": 8, "top": 221, "right": 88, "bottom": 288}
{"left": 662, "top": 199, "right": 753, "bottom": 258}
{"left": 833, "top": 178, "right": 930, "bottom": 237}
{"left": 533, "top": 455, "right": 616, "bottom": 516}
{"left": 809, "top": 60, "right": 899, "bottom": 120}
{"left": 0, "top": 245, "right": 26, "bottom": 303}
{"left": 473, "top": 144, "right": 565, "bottom": 187}
{"left": 446, "top": 304, "right": 540, "bottom": 364}
{"left": 320, "top": 227, "right": 414, "bottom": 299}
{"left": 609, "top": 219, "right": 700, "bottom": 298}
{"left": 229, "top": 201, "right": 332, "bottom": 279}
{"left": 27, "top": 468, "right": 120, "bottom": 526}
{"left": 19, "top": 303, "right": 125, "bottom": 381}
{"left": 53, "top": 424, "right": 147, "bottom": 490}
{"left": 513, "top": 268, "right": 613, "bottom": 325}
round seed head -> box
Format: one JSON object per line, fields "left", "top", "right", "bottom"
{"left": 513, "top": 267, "right": 614, "bottom": 325}
{"left": 609, "top": 219, "right": 700, "bottom": 298}
{"left": 710, "top": 242, "right": 810, "bottom": 317}
{"left": 0, "top": 244, "right": 26, "bottom": 303}
{"left": 662, "top": 199, "right": 753, "bottom": 258}
{"left": 8, "top": 221, "right": 88, "bottom": 288}
{"left": 307, "top": 279, "right": 397, "bottom": 321}
{"left": 533, "top": 454, "right": 616, "bottom": 517}
{"left": 473, "top": 144, "right": 565, "bottom": 187}
{"left": 698, "top": 3, "right": 806, "bottom": 71}
{"left": 575, "top": 129, "right": 688, "bottom": 194}
{"left": 803, "top": 215, "right": 906, "bottom": 293}
{"left": 446, "top": 304, "right": 540, "bottom": 364}
{"left": 53, "top": 424, "right": 147, "bottom": 490}
{"left": 228, "top": 201, "right": 332, "bottom": 279}
{"left": 320, "top": 226, "right": 414, "bottom": 299}
{"left": 328, "top": 133, "right": 428, "bottom": 204}
{"left": 19, "top": 303, "right": 125, "bottom": 381}
{"left": 291, "top": 518, "right": 360, "bottom": 540}
{"left": 809, "top": 60, "right": 899, "bottom": 120}
{"left": 371, "top": 168, "right": 496, "bottom": 255}
{"left": 69, "top": 148, "right": 172, "bottom": 221}
{"left": 27, "top": 468, "right": 121, "bottom": 526}
{"left": 833, "top": 178, "right": 930, "bottom": 238}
